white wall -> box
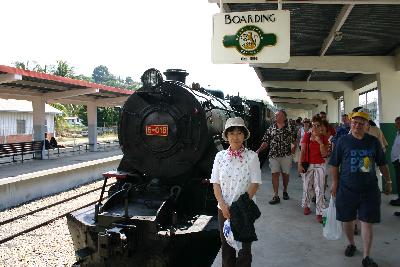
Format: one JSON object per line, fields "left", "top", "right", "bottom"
{"left": 0, "top": 112, "right": 55, "bottom": 136}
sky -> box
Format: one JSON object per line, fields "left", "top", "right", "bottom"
{"left": 0, "top": 0, "right": 271, "bottom": 103}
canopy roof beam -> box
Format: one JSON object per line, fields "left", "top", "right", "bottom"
{"left": 320, "top": 4, "right": 354, "bottom": 56}
{"left": 209, "top": 0, "right": 400, "bottom": 4}
{"left": 252, "top": 56, "right": 395, "bottom": 73}
{"left": 263, "top": 80, "right": 354, "bottom": 92}
{"left": 0, "top": 74, "right": 22, "bottom": 84}
{"left": 43, "top": 88, "right": 100, "bottom": 100}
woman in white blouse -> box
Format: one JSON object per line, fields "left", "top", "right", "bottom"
{"left": 210, "top": 117, "right": 262, "bottom": 267}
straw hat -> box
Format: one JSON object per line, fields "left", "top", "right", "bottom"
{"left": 222, "top": 117, "right": 250, "bottom": 141}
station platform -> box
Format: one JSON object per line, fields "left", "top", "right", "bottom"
{"left": 212, "top": 164, "right": 400, "bottom": 267}
{"left": 0, "top": 148, "right": 122, "bottom": 180}
{"left": 0, "top": 147, "right": 122, "bottom": 210}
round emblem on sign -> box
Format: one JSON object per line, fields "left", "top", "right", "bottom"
{"left": 237, "top": 25, "right": 264, "bottom": 55}
{"left": 223, "top": 25, "right": 277, "bottom": 57}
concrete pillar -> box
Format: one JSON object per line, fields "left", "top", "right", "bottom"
{"left": 343, "top": 90, "right": 359, "bottom": 115}
{"left": 327, "top": 98, "right": 339, "bottom": 123}
{"left": 377, "top": 71, "right": 400, "bottom": 193}
{"left": 87, "top": 102, "right": 97, "bottom": 152}
{"left": 32, "top": 97, "right": 46, "bottom": 158}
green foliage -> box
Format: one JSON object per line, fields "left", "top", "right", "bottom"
{"left": 92, "top": 65, "right": 111, "bottom": 84}
{"left": 52, "top": 60, "right": 75, "bottom": 78}
{"left": 97, "top": 107, "right": 120, "bottom": 127}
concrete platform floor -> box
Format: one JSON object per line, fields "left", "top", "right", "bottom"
{"left": 0, "top": 148, "right": 122, "bottom": 179}
{"left": 212, "top": 163, "right": 400, "bottom": 267}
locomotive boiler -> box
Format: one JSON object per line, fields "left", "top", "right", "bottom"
{"left": 67, "top": 69, "right": 241, "bottom": 267}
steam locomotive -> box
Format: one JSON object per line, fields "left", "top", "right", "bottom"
{"left": 67, "top": 69, "right": 274, "bottom": 267}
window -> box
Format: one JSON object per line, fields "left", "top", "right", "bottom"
{"left": 339, "top": 96, "right": 345, "bottom": 116}
{"left": 17, "top": 120, "right": 26, "bottom": 134}
{"left": 359, "top": 89, "right": 379, "bottom": 125}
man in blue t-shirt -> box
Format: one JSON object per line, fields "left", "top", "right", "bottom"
{"left": 329, "top": 109, "right": 392, "bottom": 267}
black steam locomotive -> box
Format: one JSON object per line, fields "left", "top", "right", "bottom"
{"left": 67, "top": 69, "right": 274, "bottom": 267}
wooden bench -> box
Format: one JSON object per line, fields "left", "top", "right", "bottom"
{"left": 0, "top": 141, "right": 44, "bottom": 163}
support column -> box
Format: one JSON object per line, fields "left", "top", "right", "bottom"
{"left": 343, "top": 90, "right": 359, "bottom": 115}
{"left": 377, "top": 71, "right": 400, "bottom": 193}
{"left": 87, "top": 102, "right": 97, "bottom": 152}
{"left": 327, "top": 98, "right": 339, "bottom": 123}
{"left": 32, "top": 97, "right": 46, "bottom": 159}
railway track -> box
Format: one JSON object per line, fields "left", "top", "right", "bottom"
{"left": 0, "top": 180, "right": 114, "bottom": 245}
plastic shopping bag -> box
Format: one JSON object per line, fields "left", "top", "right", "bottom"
{"left": 322, "top": 196, "right": 342, "bottom": 240}
{"left": 223, "top": 219, "right": 242, "bottom": 252}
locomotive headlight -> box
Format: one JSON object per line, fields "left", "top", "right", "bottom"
{"left": 141, "top": 68, "right": 163, "bottom": 88}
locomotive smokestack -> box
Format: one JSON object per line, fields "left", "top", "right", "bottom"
{"left": 163, "top": 69, "right": 189, "bottom": 83}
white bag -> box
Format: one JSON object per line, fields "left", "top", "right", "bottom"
{"left": 223, "top": 219, "right": 242, "bottom": 252}
{"left": 322, "top": 196, "right": 342, "bottom": 240}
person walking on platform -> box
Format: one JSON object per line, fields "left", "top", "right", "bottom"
{"left": 211, "top": 117, "right": 262, "bottom": 267}
{"left": 329, "top": 109, "right": 392, "bottom": 267}
{"left": 256, "top": 110, "right": 296, "bottom": 205}
{"left": 331, "top": 113, "right": 351, "bottom": 149}
{"left": 390, "top": 116, "right": 400, "bottom": 209}
{"left": 298, "top": 116, "right": 328, "bottom": 223}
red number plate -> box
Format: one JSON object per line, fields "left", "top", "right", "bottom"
{"left": 145, "top": 125, "right": 168, "bottom": 137}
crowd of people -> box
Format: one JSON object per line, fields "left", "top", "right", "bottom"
{"left": 210, "top": 108, "right": 400, "bottom": 267}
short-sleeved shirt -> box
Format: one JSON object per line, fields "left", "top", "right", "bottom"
{"left": 262, "top": 123, "right": 296, "bottom": 159}
{"left": 210, "top": 148, "right": 262, "bottom": 208}
{"left": 301, "top": 133, "right": 328, "bottom": 164}
{"left": 331, "top": 124, "right": 350, "bottom": 145}
{"left": 327, "top": 124, "right": 336, "bottom": 138}
{"left": 391, "top": 132, "right": 400, "bottom": 162}
{"left": 329, "top": 134, "right": 386, "bottom": 191}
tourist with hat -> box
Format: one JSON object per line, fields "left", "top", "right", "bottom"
{"left": 329, "top": 108, "right": 392, "bottom": 267}
{"left": 210, "top": 117, "right": 262, "bottom": 267}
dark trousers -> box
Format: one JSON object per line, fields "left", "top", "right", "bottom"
{"left": 218, "top": 209, "right": 252, "bottom": 267}
{"left": 393, "top": 159, "right": 400, "bottom": 197}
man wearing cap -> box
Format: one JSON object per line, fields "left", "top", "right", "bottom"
{"left": 211, "top": 117, "right": 262, "bottom": 266}
{"left": 257, "top": 110, "right": 296, "bottom": 205}
{"left": 329, "top": 109, "right": 392, "bottom": 267}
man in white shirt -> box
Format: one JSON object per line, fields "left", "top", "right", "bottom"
{"left": 390, "top": 116, "right": 400, "bottom": 210}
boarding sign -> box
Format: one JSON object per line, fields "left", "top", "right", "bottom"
{"left": 212, "top": 10, "right": 290, "bottom": 64}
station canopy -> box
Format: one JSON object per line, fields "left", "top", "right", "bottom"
{"left": 0, "top": 65, "right": 133, "bottom": 107}
{"left": 211, "top": 0, "right": 400, "bottom": 108}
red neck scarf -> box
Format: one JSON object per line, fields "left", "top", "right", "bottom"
{"left": 228, "top": 146, "right": 245, "bottom": 161}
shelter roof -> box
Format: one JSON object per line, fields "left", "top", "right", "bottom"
{"left": 0, "top": 99, "right": 62, "bottom": 114}
{"left": 211, "top": 0, "right": 400, "bottom": 106}
{"left": 0, "top": 65, "right": 134, "bottom": 106}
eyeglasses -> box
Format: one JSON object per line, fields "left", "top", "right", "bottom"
{"left": 352, "top": 120, "right": 366, "bottom": 126}
{"left": 312, "top": 123, "right": 321, "bottom": 127}
{"left": 303, "top": 121, "right": 310, "bottom": 124}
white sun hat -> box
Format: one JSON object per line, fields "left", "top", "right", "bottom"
{"left": 222, "top": 117, "right": 250, "bottom": 141}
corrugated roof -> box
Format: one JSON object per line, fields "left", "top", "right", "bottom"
{"left": 0, "top": 99, "right": 62, "bottom": 114}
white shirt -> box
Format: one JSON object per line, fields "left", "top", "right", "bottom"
{"left": 391, "top": 131, "right": 400, "bottom": 162}
{"left": 210, "top": 148, "right": 262, "bottom": 209}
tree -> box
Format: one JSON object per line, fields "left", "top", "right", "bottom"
{"left": 52, "top": 60, "right": 75, "bottom": 78}
{"left": 92, "top": 65, "right": 111, "bottom": 84}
